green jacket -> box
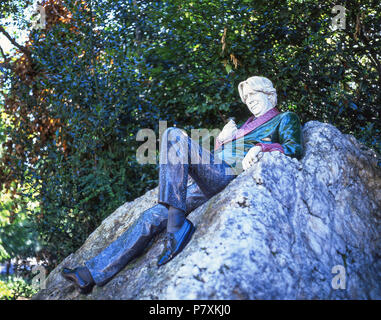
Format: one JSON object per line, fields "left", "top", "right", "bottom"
{"left": 214, "top": 111, "right": 303, "bottom": 174}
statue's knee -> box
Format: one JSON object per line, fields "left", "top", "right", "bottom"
{"left": 160, "top": 127, "right": 189, "bottom": 163}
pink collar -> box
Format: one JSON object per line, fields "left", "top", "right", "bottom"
{"left": 215, "top": 107, "right": 280, "bottom": 150}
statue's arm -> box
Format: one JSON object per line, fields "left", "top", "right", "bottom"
{"left": 253, "top": 112, "right": 303, "bottom": 158}
{"left": 214, "top": 119, "right": 239, "bottom": 151}
{"left": 275, "top": 112, "right": 304, "bottom": 159}
{"left": 214, "top": 136, "right": 223, "bottom": 151}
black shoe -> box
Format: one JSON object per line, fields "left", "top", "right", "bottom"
{"left": 157, "top": 218, "right": 196, "bottom": 267}
{"left": 61, "top": 266, "right": 95, "bottom": 294}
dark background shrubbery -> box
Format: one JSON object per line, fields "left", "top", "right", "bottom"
{"left": 0, "top": 0, "right": 379, "bottom": 274}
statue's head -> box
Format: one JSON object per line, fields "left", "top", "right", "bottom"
{"left": 238, "top": 76, "right": 277, "bottom": 117}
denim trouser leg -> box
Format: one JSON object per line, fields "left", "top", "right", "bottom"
{"left": 85, "top": 128, "right": 236, "bottom": 286}
{"left": 158, "top": 127, "right": 236, "bottom": 212}
{"left": 85, "top": 182, "right": 211, "bottom": 286}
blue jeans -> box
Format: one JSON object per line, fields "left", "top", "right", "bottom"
{"left": 85, "top": 127, "right": 236, "bottom": 285}
{"left": 158, "top": 127, "right": 236, "bottom": 211}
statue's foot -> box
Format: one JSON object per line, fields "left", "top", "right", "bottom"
{"left": 61, "top": 266, "right": 95, "bottom": 294}
{"left": 157, "top": 218, "right": 196, "bottom": 267}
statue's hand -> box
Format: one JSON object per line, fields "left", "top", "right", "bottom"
{"left": 217, "top": 119, "right": 238, "bottom": 142}
{"left": 242, "top": 146, "right": 263, "bottom": 170}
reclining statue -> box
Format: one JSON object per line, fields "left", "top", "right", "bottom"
{"left": 61, "top": 76, "right": 304, "bottom": 294}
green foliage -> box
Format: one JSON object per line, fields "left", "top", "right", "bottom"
{"left": 0, "top": 275, "right": 37, "bottom": 300}
{"left": 0, "top": 208, "right": 39, "bottom": 261}
{"left": 0, "top": 0, "right": 380, "bottom": 268}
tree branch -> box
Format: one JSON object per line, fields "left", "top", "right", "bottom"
{"left": 0, "top": 25, "right": 31, "bottom": 58}
{"left": 0, "top": 45, "right": 11, "bottom": 68}
{"left": 0, "top": 45, "right": 14, "bottom": 71}
{"left": 0, "top": 45, "right": 7, "bottom": 60}
{"left": 343, "top": 16, "right": 381, "bottom": 87}
{"left": 217, "top": 108, "right": 227, "bottom": 123}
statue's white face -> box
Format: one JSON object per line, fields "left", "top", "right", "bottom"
{"left": 242, "top": 85, "right": 273, "bottom": 117}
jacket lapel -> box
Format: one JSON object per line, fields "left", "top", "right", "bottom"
{"left": 216, "top": 108, "right": 280, "bottom": 150}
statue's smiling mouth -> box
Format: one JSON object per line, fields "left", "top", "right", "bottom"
{"left": 249, "top": 102, "right": 260, "bottom": 109}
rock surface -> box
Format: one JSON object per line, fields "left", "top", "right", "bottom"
{"left": 33, "top": 121, "right": 381, "bottom": 300}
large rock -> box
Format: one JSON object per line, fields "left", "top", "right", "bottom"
{"left": 33, "top": 121, "right": 381, "bottom": 300}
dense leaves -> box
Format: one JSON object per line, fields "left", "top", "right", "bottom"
{"left": 0, "top": 0, "right": 380, "bottom": 267}
{"left": 0, "top": 274, "right": 37, "bottom": 300}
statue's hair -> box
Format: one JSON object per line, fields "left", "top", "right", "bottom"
{"left": 238, "top": 76, "right": 277, "bottom": 107}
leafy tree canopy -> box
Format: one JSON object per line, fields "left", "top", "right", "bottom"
{"left": 0, "top": 0, "right": 379, "bottom": 266}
